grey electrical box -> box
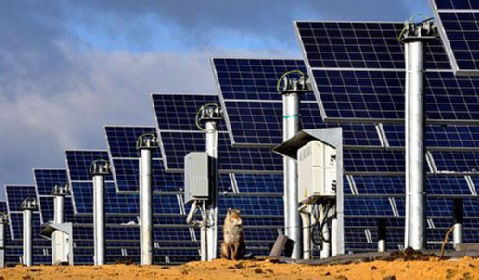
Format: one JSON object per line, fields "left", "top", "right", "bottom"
{"left": 184, "top": 152, "right": 209, "bottom": 204}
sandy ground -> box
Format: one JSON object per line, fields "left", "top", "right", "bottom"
{"left": 1, "top": 257, "right": 479, "bottom": 280}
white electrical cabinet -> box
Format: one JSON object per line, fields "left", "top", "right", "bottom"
{"left": 297, "top": 140, "right": 337, "bottom": 203}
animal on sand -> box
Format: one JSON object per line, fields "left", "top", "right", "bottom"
{"left": 220, "top": 208, "right": 245, "bottom": 260}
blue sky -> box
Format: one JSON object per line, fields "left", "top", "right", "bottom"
{"left": 0, "top": 0, "right": 432, "bottom": 200}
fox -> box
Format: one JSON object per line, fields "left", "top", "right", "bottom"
{"left": 220, "top": 208, "right": 245, "bottom": 260}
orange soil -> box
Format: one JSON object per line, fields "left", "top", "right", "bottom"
{"left": 1, "top": 257, "right": 478, "bottom": 280}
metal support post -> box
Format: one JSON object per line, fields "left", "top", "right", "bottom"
{"left": 205, "top": 120, "right": 219, "bottom": 261}
{"left": 137, "top": 133, "right": 158, "bottom": 265}
{"left": 196, "top": 103, "right": 223, "bottom": 261}
{"left": 90, "top": 160, "right": 110, "bottom": 265}
{"left": 377, "top": 219, "right": 387, "bottom": 253}
{"left": 279, "top": 73, "right": 309, "bottom": 259}
{"left": 21, "top": 198, "right": 38, "bottom": 267}
{"left": 453, "top": 199, "right": 463, "bottom": 248}
{"left": 0, "top": 214, "right": 7, "bottom": 268}
{"left": 51, "top": 184, "right": 70, "bottom": 265}
{"left": 399, "top": 19, "right": 436, "bottom": 251}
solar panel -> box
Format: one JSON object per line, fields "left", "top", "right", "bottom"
{"left": 212, "top": 57, "right": 385, "bottom": 147}
{"left": 346, "top": 175, "right": 475, "bottom": 196}
{"left": 344, "top": 197, "right": 401, "bottom": 217}
{"left": 33, "top": 169, "right": 75, "bottom": 223}
{"left": 105, "top": 126, "right": 161, "bottom": 158}
{"left": 432, "top": 151, "right": 479, "bottom": 173}
{"left": 310, "top": 69, "right": 479, "bottom": 123}
{"left": 105, "top": 126, "right": 183, "bottom": 193}
{"left": 432, "top": 0, "right": 479, "bottom": 75}
{"left": 295, "top": 21, "right": 479, "bottom": 123}
{"left": 153, "top": 93, "right": 285, "bottom": 173}
{"left": 151, "top": 93, "right": 227, "bottom": 131}
{"left": 5, "top": 185, "right": 38, "bottom": 213}
{"left": 383, "top": 123, "right": 479, "bottom": 149}
{"left": 343, "top": 150, "right": 405, "bottom": 174}
{"left": 160, "top": 131, "right": 282, "bottom": 172}
{"left": 295, "top": 21, "right": 450, "bottom": 70}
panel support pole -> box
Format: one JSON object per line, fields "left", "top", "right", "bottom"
{"left": 90, "top": 160, "right": 110, "bottom": 265}
{"left": 137, "top": 133, "right": 158, "bottom": 265}
{"left": 279, "top": 73, "right": 311, "bottom": 259}
{"left": 377, "top": 218, "right": 387, "bottom": 253}
{"left": 399, "top": 19, "right": 436, "bottom": 251}
{"left": 0, "top": 214, "right": 6, "bottom": 268}
{"left": 453, "top": 199, "right": 463, "bottom": 248}
{"left": 205, "top": 120, "right": 219, "bottom": 261}
{"left": 196, "top": 103, "right": 223, "bottom": 261}
{"left": 21, "top": 198, "right": 38, "bottom": 267}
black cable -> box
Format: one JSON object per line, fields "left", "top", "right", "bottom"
{"left": 311, "top": 203, "right": 335, "bottom": 248}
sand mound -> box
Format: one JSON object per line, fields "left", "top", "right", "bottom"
{"left": 1, "top": 257, "right": 478, "bottom": 279}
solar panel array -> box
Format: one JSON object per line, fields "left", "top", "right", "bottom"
{"left": 4, "top": 3, "right": 479, "bottom": 264}
{"left": 432, "top": 0, "right": 479, "bottom": 75}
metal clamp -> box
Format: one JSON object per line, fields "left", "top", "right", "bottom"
{"left": 195, "top": 103, "right": 223, "bottom": 130}
{"left": 398, "top": 17, "right": 437, "bottom": 42}
{"left": 52, "top": 184, "right": 70, "bottom": 196}
{"left": 89, "top": 159, "right": 111, "bottom": 176}
{"left": 136, "top": 133, "right": 158, "bottom": 150}
{"left": 21, "top": 197, "right": 38, "bottom": 210}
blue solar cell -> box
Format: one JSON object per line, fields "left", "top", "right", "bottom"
{"left": 343, "top": 150, "right": 405, "bottom": 173}
{"left": 383, "top": 124, "right": 479, "bottom": 148}
{"left": 347, "top": 175, "right": 473, "bottom": 196}
{"left": 231, "top": 174, "right": 282, "bottom": 193}
{"left": 112, "top": 158, "right": 183, "bottom": 193}
{"left": 427, "top": 176, "right": 473, "bottom": 196}
{"left": 344, "top": 197, "right": 400, "bottom": 217}
{"left": 219, "top": 196, "right": 283, "bottom": 217}
{"left": 434, "top": 0, "right": 479, "bottom": 9}
{"left": 432, "top": 151, "right": 479, "bottom": 173}
{"left": 153, "top": 227, "right": 196, "bottom": 242}
{"left": 349, "top": 176, "right": 404, "bottom": 194}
